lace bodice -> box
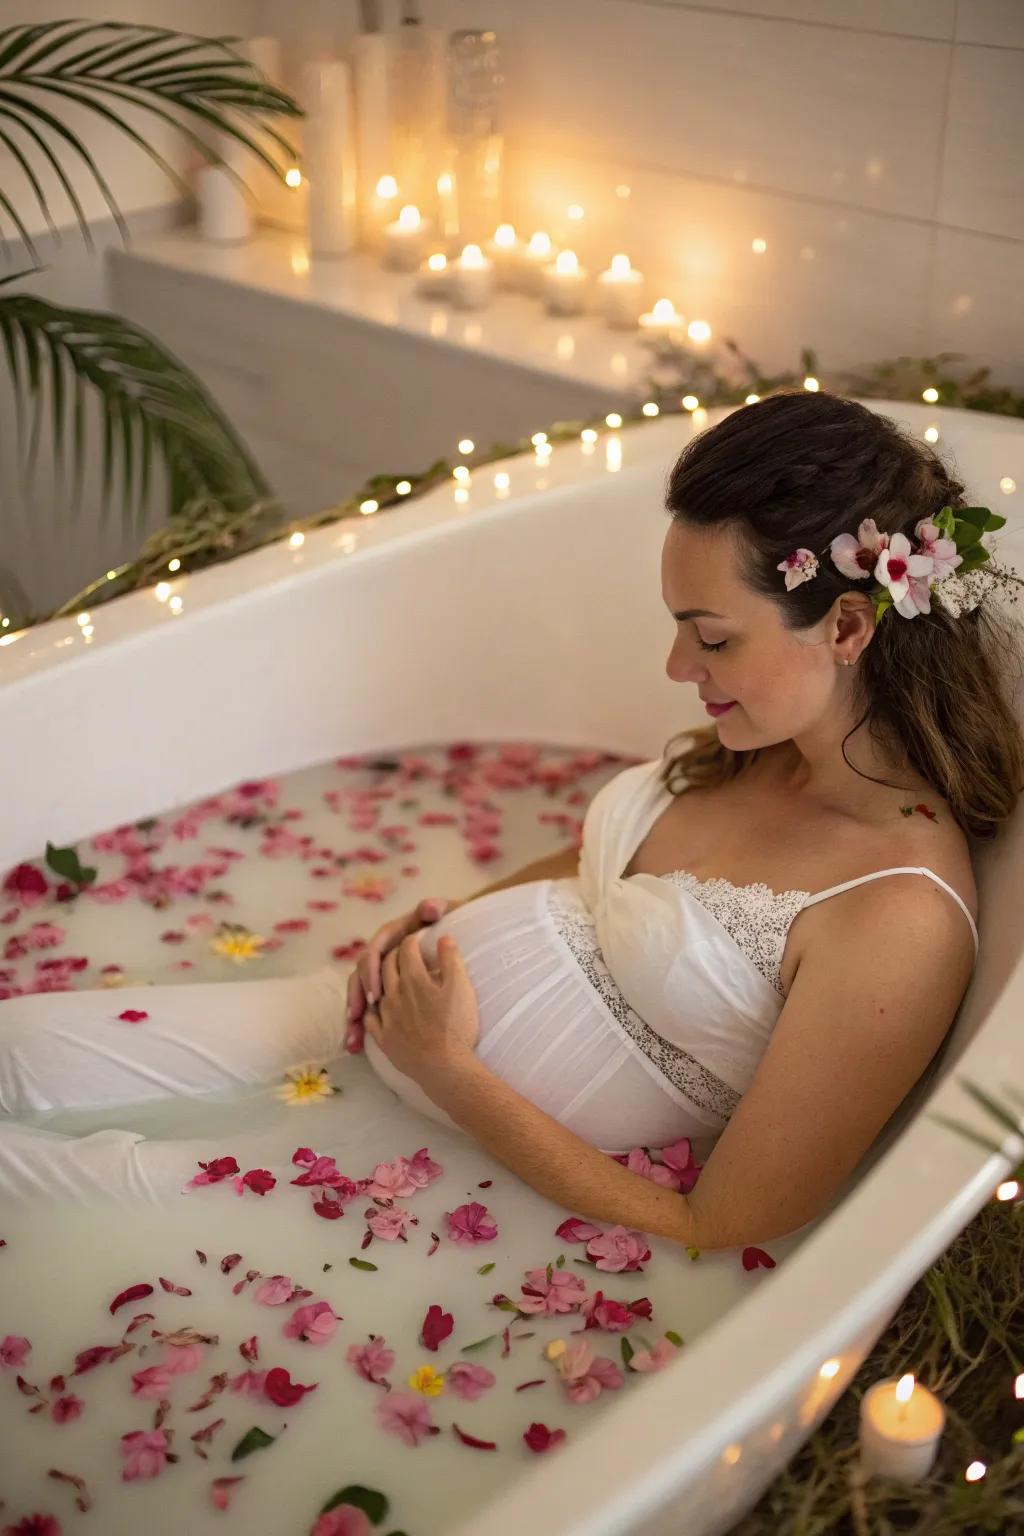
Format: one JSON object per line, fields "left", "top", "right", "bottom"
{"left": 659, "top": 871, "right": 810, "bottom": 995}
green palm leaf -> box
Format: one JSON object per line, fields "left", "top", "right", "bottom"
{"left": 0, "top": 19, "right": 302, "bottom": 259}
{"left": 0, "top": 290, "right": 271, "bottom": 525}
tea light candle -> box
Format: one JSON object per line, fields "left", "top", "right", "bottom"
{"left": 450, "top": 243, "right": 494, "bottom": 309}
{"left": 639, "top": 296, "right": 685, "bottom": 338}
{"left": 368, "top": 173, "right": 399, "bottom": 250}
{"left": 598, "top": 252, "right": 645, "bottom": 329}
{"left": 543, "top": 249, "right": 588, "bottom": 316}
{"left": 486, "top": 223, "right": 526, "bottom": 289}
{"left": 859, "top": 1375, "right": 945, "bottom": 1484}
{"left": 417, "top": 251, "right": 451, "bottom": 300}
{"left": 521, "top": 231, "right": 554, "bottom": 295}
{"left": 383, "top": 203, "right": 427, "bottom": 271}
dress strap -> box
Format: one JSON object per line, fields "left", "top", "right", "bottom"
{"left": 802, "top": 867, "right": 978, "bottom": 955}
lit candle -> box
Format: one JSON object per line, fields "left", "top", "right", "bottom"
{"left": 417, "top": 251, "right": 451, "bottom": 300}
{"left": 369, "top": 173, "right": 399, "bottom": 250}
{"left": 383, "top": 204, "right": 428, "bottom": 271}
{"left": 542, "top": 249, "right": 588, "bottom": 316}
{"left": 597, "top": 252, "right": 645, "bottom": 329}
{"left": 486, "top": 223, "right": 526, "bottom": 290}
{"left": 639, "top": 296, "right": 685, "bottom": 338}
{"left": 521, "top": 231, "right": 554, "bottom": 295}
{"left": 859, "top": 1375, "right": 945, "bottom": 1484}
{"left": 450, "top": 243, "right": 494, "bottom": 310}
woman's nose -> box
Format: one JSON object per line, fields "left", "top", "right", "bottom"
{"left": 666, "top": 646, "right": 709, "bottom": 685}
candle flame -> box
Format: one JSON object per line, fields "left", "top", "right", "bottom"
{"left": 427, "top": 253, "right": 447, "bottom": 272}
{"left": 555, "top": 250, "right": 579, "bottom": 274}
{"left": 610, "top": 253, "right": 632, "bottom": 277}
{"left": 377, "top": 175, "right": 398, "bottom": 198}
{"left": 528, "top": 232, "right": 552, "bottom": 257}
{"left": 494, "top": 224, "right": 516, "bottom": 247}
{"left": 398, "top": 205, "right": 421, "bottom": 230}
{"left": 895, "top": 1374, "right": 915, "bottom": 1403}
{"left": 437, "top": 172, "right": 453, "bottom": 196}
{"left": 460, "top": 244, "right": 486, "bottom": 269}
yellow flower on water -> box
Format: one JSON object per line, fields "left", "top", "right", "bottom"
{"left": 543, "top": 1338, "right": 567, "bottom": 1362}
{"left": 210, "top": 924, "right": 266, "bottom": 964}
{"left": 100, "top": 969, "right": 127, "bottom": 988}
{"left": 408, "top": 1364, "right": 445, "bottom": 1396}
{"left": 277, "top": 1065, "right": 336, "bottom": 1106}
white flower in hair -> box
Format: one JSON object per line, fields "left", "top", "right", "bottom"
{"left": 874, "top": 533, "right": 935, "bottom": 619}
{"left": 776, "top": 548, "right": 819, "bottom": 590}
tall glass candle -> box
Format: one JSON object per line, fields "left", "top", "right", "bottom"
{"left": 859, "top": 1376, "right": 945, "bottom": 1484}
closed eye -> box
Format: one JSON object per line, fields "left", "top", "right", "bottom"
{"left": 696, "top": 637, "right": 726, "bottom": 653}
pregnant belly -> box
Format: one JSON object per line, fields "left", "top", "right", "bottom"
{"left": 363, "top": 878, "right": 700, "bottom": 1153}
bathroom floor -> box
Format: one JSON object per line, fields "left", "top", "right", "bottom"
{"left": 0, "top": 742, "right": 811, "bottom": 1536}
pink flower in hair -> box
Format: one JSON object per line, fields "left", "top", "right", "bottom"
{"left": 914, "top": 520, "right": 963, "bottom": 583}
{"left": 776, "top": 548, "right": 819, "bottom": 590}
{"left": 875, "top": 533, "right": 935, "bottom": 617}
{"left": 830, "top": 517, "right": 889, "bottom": 579}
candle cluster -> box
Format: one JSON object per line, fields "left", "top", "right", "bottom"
{"left": 368, "top": 180, "right": 709, "bottom": 337}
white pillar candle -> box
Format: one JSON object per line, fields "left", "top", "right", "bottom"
{"left": 450, "top": 243, "right": 494, "bottom": 309}
{"left": 350, "top": 31, "right": 392, "bottom": 251}
{"left": 859, "top": 1376, "right": 945, "bottom": 1484}
{"left": 485, "top": 223, "right": 526, "bottom": 290}
{"left": 543, "top": 249, "right": 588, "bottom": 316}
{"left": 383, "top": 203, "right": 428, "bottom": 271}
{"left": 639, "top": 296, "right": 686, "bottom": 339}
{"left": 196, "top": 164, "right": 252, "bottom": 244}
{"left": 417, "top": 251, "right": 452, "bottom": 300}
{"left": 302, "top": 59, "right": 357, "bottom": 257}
{"left": 598, "top": 252, "right": 645, "bottom": 329}
{"left": 521, "top": 231, "right": 554, "bottom": 295}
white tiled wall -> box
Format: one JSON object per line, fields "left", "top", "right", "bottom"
{"left": 259, "top": 0, "right": 1024, "bottom": 384}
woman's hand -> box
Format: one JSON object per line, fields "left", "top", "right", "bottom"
{"left": 346, "top": 897, "right": 463, "bottom": 1027}
{"left": 362, "top": 932, "right": 480, "bottom": 1094}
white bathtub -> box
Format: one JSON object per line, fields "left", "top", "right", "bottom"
{"left": 3, "top": 399, "right": 1023, "bottom": 1536}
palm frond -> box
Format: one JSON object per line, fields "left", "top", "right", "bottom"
{"left": 0, "top": 290, "right": 271, "bottom": 520}
{"left": 0, "top": 19, "right": 302, "bottom": 260}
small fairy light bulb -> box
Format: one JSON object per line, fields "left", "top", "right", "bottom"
{"left": 745, "top": 393, "right": 761, "bottom": 404}
{"left": 681, "top": 394, "right": 700, "bottom": 411}
{"left": 454, "top": 487, "right": 469, "bottom": 504}
{"left": 458, "top": 438, "right": 475, "bottom": 454}
{"left": 1014, "top": 1372, "right": 1024, "bottom": 1399}
{"left": 803, "top": 375, "right": 820, "bottom": 391}
{"left": 0, "top": 617, "right": 9, "bottom": 628}
{"left": 964, "top": 1462, "right": 987, "bottom": 1483}
{"left": 359, "top": 499, "right": 378, "bottom": 515}
{"left": 493, "top": 471, "right": 511, "bottom": 491}
{"left": 395, "top": 480, "right": 412, "bottom": 496}
{"left": 688, "top": 319, "right": 712, "bottom": 343}
{"left": 285, "top": 167, "right": 302, "bottom": 189}
{"left": 819, "top": 1358, "right": 841, "bottom": 1380}
{"left": 155, "top": 582, "right": 171, "bottom": 603}
{"left": 453, "top": 465, "right": 470, "bottom": 482}
{"left": 531, "top": 432, "right": 548, "bottom": 447}
{"left": 996, "top": 1179, "right": 1020, "bottom": 1200}
{"left": 999, "top": 476, "right": 1016, "bottom": 494}
{"left": 168, "top": 595, "right": 183, "bottom": 614}
{"left": 922, "top": 387, "right": 939, "bottom": 403}
{"left": 581, "top": 428, "right": 598, "bottom": 443}
{"left": 289, "top": 531, "right": 305, "bottom": 548}
{"left": 924, "top": 425, "right": 940, "bottom": 443}
{"left": 606, "top": 412, "right": 623, "bottom": 429}
{"left": 81, "top": 623, "right": 94, "bottom": 639}
{"left": 168, "top": 558, "right": 181, "bottom": 572}
{"left": 106, "top": 569, "right": 118, "bottom": 580}
{"left": 642, "top": 402, "right": 660, "bottom": 417}
{"left": 77, "top": 612, "right": 91, "bottom": 627}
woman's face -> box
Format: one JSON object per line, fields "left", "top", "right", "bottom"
{"left": 661, "top": 518, "right": 853, "bottom": 751}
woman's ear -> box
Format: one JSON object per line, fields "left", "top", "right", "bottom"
{"left": 832, "top": 593, "right": 875, "bottom": 664}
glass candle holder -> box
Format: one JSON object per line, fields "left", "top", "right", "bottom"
{"left": 444, "top": 29, "right": 503, "bottom": 247}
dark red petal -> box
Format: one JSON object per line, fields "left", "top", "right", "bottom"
{"left": 109, "top": 1282, "right": 154, "bottom": 1316}
{"left": 452, "top": 1423, "right": 497, "bottom": 1450}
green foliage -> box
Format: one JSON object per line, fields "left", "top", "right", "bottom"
{"left": 320, "top": 1487, "right": 389, "bottom": 1524}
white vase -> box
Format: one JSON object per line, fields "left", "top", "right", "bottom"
{"left": 302, "top": 59, "right": 357, "bottom": 257}
{"left": 388, "top": 23, "right": 447, "bottom": 224}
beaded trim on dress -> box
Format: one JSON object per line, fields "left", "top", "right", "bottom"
{"left": 545, "top": 882, "right": 741, "bottom": 1123}
{"left": 660, "top": 871, "right": 809, "bottom": 996}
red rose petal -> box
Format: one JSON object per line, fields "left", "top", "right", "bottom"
{"left": 118, "top": 1009, "right": 149, "bottom": 1023}
{"left": 452, "top": 1423, "right": 497, "bottom": 1450}
{"left": 109, "top": 1282, "right": 154, "bottom": 1316}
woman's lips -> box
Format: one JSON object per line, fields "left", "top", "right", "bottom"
{"left": 704, "top": 700, "right": 737, "bottom": 718}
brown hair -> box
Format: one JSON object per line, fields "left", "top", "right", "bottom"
{"left": 660, "top": 388, "right": 1024, "bottom": 839}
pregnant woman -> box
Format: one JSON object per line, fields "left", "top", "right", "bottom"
{"left": 3, "top": 391, "right": 1021, "bottom": 1250}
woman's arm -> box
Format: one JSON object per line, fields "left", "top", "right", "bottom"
{"left": 419, "top": 1051, "right": 697, "bottom": 1246}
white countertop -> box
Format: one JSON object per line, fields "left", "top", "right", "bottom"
{"left": 112, "top": 226, "right": 663, "bottom": 395}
